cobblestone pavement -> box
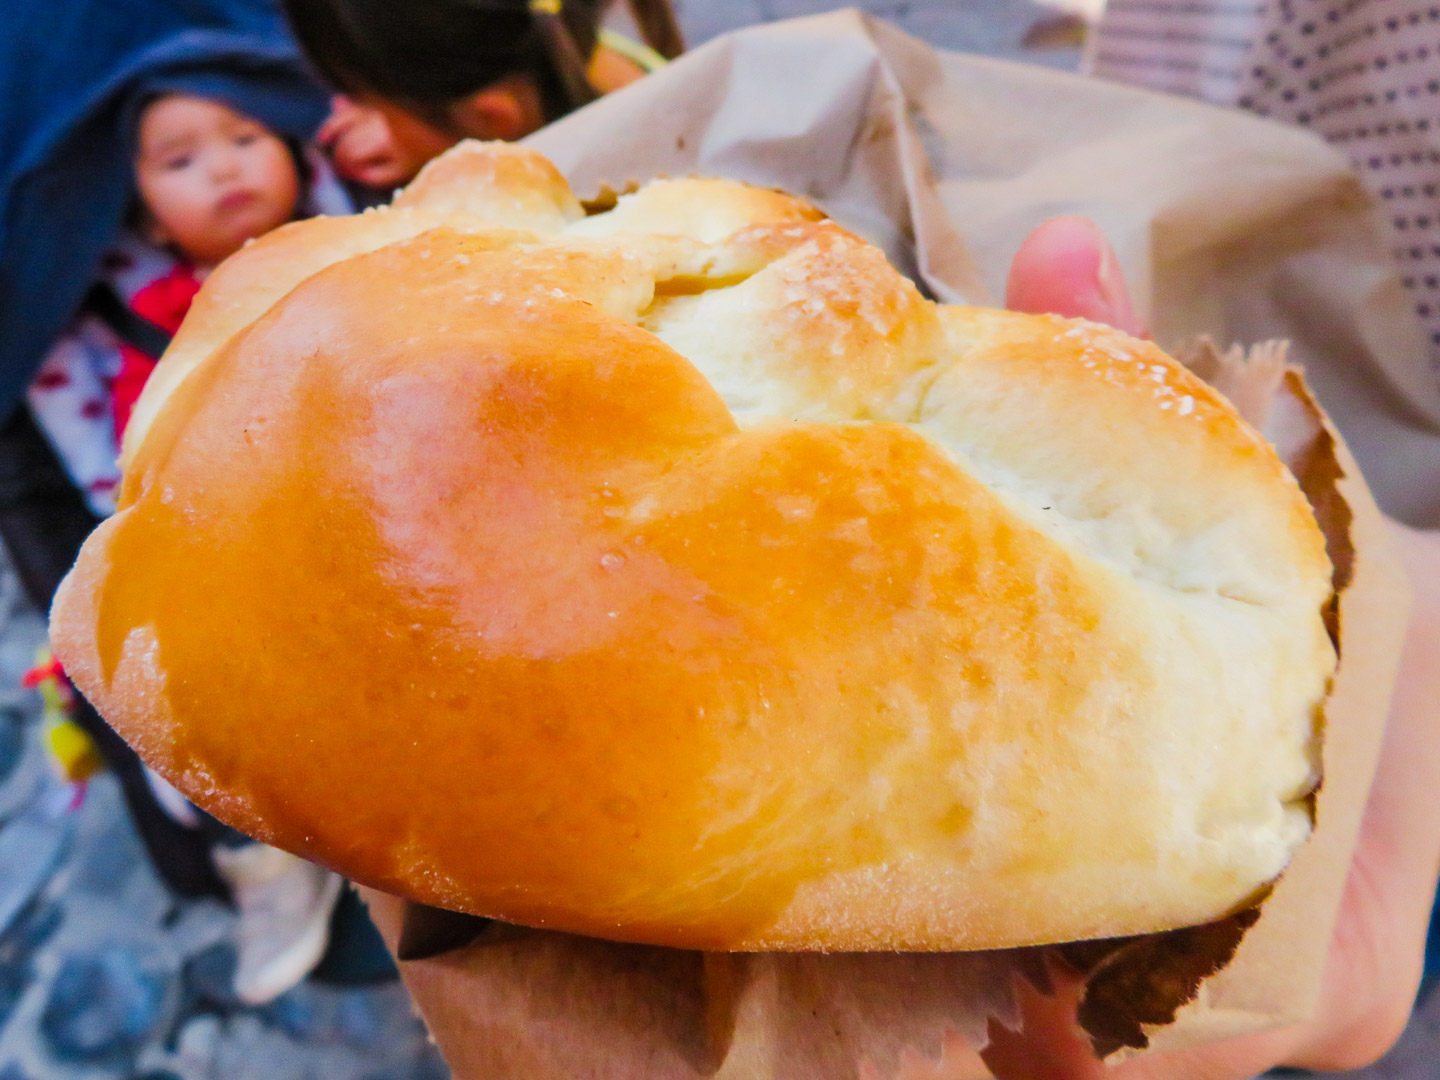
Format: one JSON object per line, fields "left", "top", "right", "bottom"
{"left": 0, "top": 3, "right": 1431, "bottom": 1079}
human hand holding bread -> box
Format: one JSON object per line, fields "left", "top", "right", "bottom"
{"left": 984, "top": 217, "right": 1440, "bottom": 1079}
{"left": 49, "top": 140, "right": 1417, "bottom": 1075}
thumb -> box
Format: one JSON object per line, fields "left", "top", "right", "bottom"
{"left": 1005, "top": 216, "right": 1145, "bottom": 338}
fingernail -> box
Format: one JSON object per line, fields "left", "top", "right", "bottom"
{"left": 1095, "top": 240, "right": 1141, "bottom": 336}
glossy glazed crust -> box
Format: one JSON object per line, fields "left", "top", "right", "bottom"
{"left": 55, "top": 142, "right": 1335, "bottom": 951}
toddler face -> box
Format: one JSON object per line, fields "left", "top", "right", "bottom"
{"left": 134, "top": 95, "right": 302, "bottom": 266}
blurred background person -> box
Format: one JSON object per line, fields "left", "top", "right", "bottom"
{"left": 285, "top": 0, "right": 680, "bottom": 194}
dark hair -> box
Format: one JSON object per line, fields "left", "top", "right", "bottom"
{"left": 280, "top": 0, "right": 608, "bottom": 130}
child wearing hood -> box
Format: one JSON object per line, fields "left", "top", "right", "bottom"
{"left": 28, "top": 88, "right": 347, "bottom": 1008}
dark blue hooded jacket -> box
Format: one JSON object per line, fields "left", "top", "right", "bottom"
{"left": 0, "top": 0, "right": 329, "bottom": 419}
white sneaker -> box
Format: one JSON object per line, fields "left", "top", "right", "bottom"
{"left": 212, "top": 843, "right": 344, "bottom": 1005}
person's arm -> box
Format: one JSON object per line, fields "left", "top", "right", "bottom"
{"left": 979, "top": 217, "right": 1440, "bottom": 1078}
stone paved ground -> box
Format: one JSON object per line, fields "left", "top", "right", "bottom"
{"left": 0, "top": 3, "right": 1432, "bottom": 1079}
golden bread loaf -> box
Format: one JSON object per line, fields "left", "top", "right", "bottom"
{"left": 55, "top": 142, "right": 1336, "bottom": 951}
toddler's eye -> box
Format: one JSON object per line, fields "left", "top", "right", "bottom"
{"left": 163, "top": 155, "right": 193, "bottom": 171}
{"left": 234, "top": 133, "right": 260, "bottom": 147}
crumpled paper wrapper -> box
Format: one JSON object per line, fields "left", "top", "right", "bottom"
{"left": 360, "top": 10, "right": 1414, "bottom": 1078}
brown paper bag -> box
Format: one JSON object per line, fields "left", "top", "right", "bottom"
{"left": 361, "top": 11, "right": 1414, "bottom": 1077}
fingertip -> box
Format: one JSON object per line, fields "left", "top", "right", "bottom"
{"left": 1006, "top": 216, "right": 1143, "bottom": 337}
{"left": 1005, "top": 217, "right": 1103, "bottom": 312}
